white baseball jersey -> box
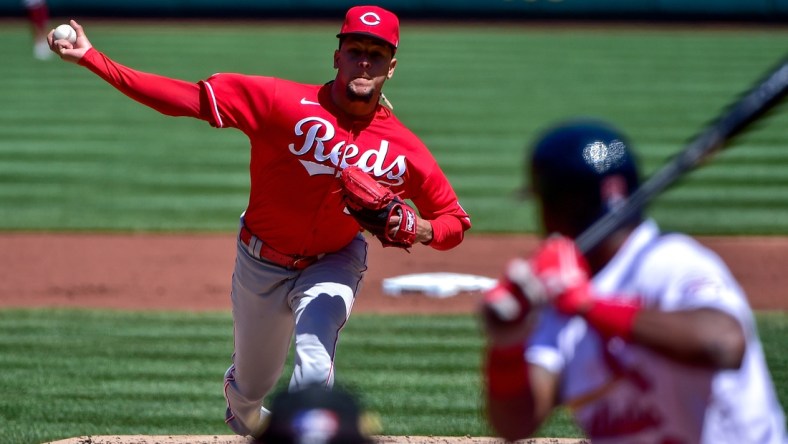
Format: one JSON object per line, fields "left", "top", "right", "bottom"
{"left": 527, "top": 219, "right": 787, "bottom": 444}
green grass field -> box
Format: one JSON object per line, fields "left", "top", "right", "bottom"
{"left": 0, "top": 309, "right": 785, "bottom": 444}
{"left": 1, "top": 19, "right": 787, "bottom": 444}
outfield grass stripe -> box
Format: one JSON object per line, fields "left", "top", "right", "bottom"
{"left": 660, "top": 187, "right": 788, "bottom": 202}
{"left": 364, "top": 391, "right": 481, "bottom": 410}
{"left": 0, "top": 345, "right": 230, "bottom": 362}
{"left": 339, "top": 356, "right": 479, "bottom": 371}
{"left": 28, "top": 382, "right": 222, "bottom": 400}
{"left": 0, "top": 362, "right": 226, "bottom": 381}
{"left": 0, "top": 171, "right": 249, "bottom": 194}
{"left": 342, "top": 335, "right": 480, "bottom": 347}
{"left": 0, "top": 142, "right": 246, "bottom": 167}
{"left": 0, "top": 193, "right": 246, "bottom": 210}
{"left": 341, "top": 371, "right": 479, "bottom": 388}
{"left": 652, "top": 209, "right": 788, "bottom": 235}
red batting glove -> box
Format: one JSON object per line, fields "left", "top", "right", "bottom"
{"left": 530, "top": 235, "right": 640, "bottom": 340}
{"left": 483, "top": 257, "right": 550, "bottom": 324}
{"left": 528, "top": 236, "right": 594, "bottom": 315}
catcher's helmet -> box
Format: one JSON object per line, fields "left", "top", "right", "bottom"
{"left": 527, "top": 118, "right": 641, "bottom": 238}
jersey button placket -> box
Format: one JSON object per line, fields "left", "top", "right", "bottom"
{"left": 306, "top": 122, "right": 357, "bottom": 252}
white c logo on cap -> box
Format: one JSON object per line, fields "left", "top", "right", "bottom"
{"left": 360, "top": 12, "right": 381, "bottom": 26}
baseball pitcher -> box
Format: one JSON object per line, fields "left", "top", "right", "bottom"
{"left": 48, "top": 6, "right": 471, "bottom": 439}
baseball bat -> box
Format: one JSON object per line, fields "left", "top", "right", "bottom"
{"left": 575, "top": 57, "right": 788, "bottom": 254}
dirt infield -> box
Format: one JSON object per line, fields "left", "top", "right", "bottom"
{"left": 46, "top": 435, "right": 589, "bottom": 444}
{"left": 1, "top": 233, "right": 786, "bottom": 313}
{"left": 47, "top": 435, "right": 589, "bottom": 444}
{"left": 2, "top": 233, "right": 785, "bottom": 444}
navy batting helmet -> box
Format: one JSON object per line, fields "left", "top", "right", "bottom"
{"left": 527, "top": 118, "right": 641, "bottom": 238}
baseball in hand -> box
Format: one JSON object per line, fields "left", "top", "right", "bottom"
{"left": 54, "top": 24, "right": 77, "bottom": 44}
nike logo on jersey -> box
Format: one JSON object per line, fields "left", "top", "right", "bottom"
{"left": 300, "top": 98, "right": 320, "bottom": 106}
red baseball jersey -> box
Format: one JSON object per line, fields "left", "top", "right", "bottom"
{"left": 79, "top": 49, "right": 470, "bottom": 256}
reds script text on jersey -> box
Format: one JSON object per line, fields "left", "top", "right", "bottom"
{"left": 78, "top": 49, "right": 471, "bottom": 255}
{"left": 527, "top": 220, "right": 787, "bottom": 444}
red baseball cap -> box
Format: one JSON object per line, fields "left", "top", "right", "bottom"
{"left": 337, "top": 5, "right": 399, "bottom": 50}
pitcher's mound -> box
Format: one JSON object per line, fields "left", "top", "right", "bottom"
{"left": 46, "top": 435, "right": 589, "bottom": 444}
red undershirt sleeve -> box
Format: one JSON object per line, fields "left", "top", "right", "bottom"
{"left": 412, "top": 164, "right": 471, "bottom": 251}
{"left": 428, "top": 214, "right": 468, "bottom": 251}
{"left": 78, "top": 48, "right": 205, "bottom": 119}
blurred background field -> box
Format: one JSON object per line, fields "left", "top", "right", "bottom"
{"left": 2, "top": 20, "right": 788, "bottom": 234}
{"left": 1, "top": 12, "right": 787, "bottom": 444}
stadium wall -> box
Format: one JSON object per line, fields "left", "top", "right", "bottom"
{"left": 2, "top": 0, "right": 788, "bottom": 20}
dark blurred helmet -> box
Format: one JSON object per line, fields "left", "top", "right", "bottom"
{"left": 527, "top": 118, "right": 641, "bottom": 238}
{"left": 256, "top": 384, "right": 375, "bottom": 444}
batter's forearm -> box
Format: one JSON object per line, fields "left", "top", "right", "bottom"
{"left": 79, "top": 48, "right": 203, "bottom": 118}
{"left": 484, "top": 345, "right": 554, "bottom": 441}
{"left": 632, "top": 308, "right": 746, "bottom": 369}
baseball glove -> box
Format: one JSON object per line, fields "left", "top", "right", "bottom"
{"left": 340, "top": 166, "right": 417, "bottom": 250}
